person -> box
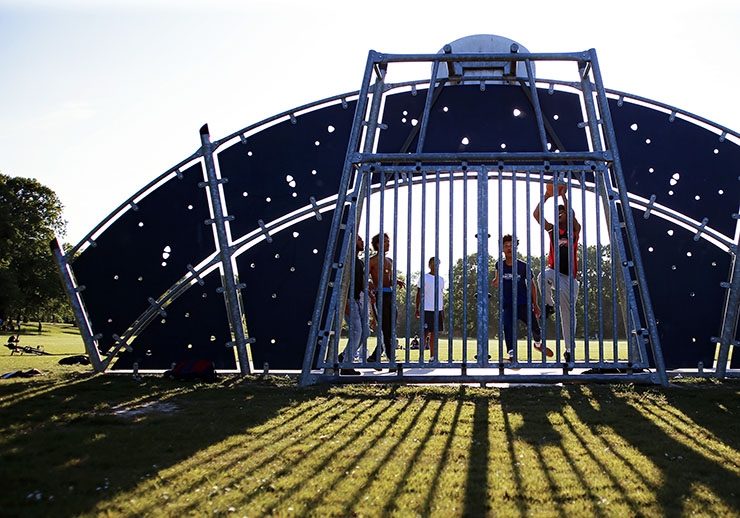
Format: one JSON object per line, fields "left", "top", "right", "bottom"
{"left": 367, "top": 232, "right": 405, "bottom": 367}
{"left": 491, "top": 235, "right": 551, "bottom": 363}
{"left": 415, "top": 257, "right": 444, "bottom": 362}
{"left": 339, "top": 235, "right": 371, "bottom": 375}
{"left": 533, "top": 188, "right": 581, "bottom": 364}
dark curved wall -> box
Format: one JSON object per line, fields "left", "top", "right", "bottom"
{"left": 67, "top": 85, "right": 739, "bottom": 371}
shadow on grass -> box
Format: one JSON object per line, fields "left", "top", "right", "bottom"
{"left": 1, "top": 376, "right": 739, "bottom": 516}
{"left": 0, "top": 373, "right": 319, "bottom": 517}
{"left": 498, "top": 383, "right": 740, "bottom": 515}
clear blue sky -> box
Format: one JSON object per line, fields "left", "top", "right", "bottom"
{"left": 2, "top": 0, "right": 738, "bottom": 245}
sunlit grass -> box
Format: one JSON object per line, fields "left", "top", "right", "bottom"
{"left": 0, "top": 372, "right": 739, "bottom": 517}
{"left": 2, "top": 326, "right": 740, "bottom": 516}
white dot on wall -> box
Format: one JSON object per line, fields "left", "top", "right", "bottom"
{"left": 313, "top": 249, "right": 318, "bottom": 254}
{"left": 714, "top": 148, "right": 720, "bottom": 154}
{"left": 292, "top": 192, "right": 297, "bottom": 198}
{"left": 719, "top": 189, "right": 724, "bottom": 195}
{"left": 138, "top": 276, "right": 143, "bottom": 281}
{"left": 293, "top": 232, "right": 300, "bottom": 238}
{"left": 668, "top": 190, "right": 674, "bottom": 196}
{"left": 695, "top": 195, "right": 701, "bottom": 201}
{"left": 671, "top": 265, "right": 677, "bottom": 270}
{"left": 645, "top": 139, "right": 651, "bottom": 144}
{"left": 461, "top": 137, "right": 470, "bottom": 145}
{"left": 670, "top": 172, "right": 680, "bottom": 185}
{"left": 513, "top": 108, "right": 522, "bottom": 117}
{"left": 113, "top": 275, "right": 119, "bottom": 280}
{"left": 648, "top": 247, "right": 654, "bottom": 252}
{"left": 312, "top": 169, "right": 317, "bottom": 175}
{"left": 271, "top": 339, "right": 276, "bottom": 344}
{"left": 327, "top": 125, "right": 335, "bottom": 133}
{"left": 411, "top": 119, "right": 418, "bottom": 126}
{"left": 648, "top": 168, "right": 654, "bottom": 173}
{"left": 687, "top": 252, "right": 693, "bottom": 257}
{"left": 553, "top": 114, "right": 559, "bottom": 120}
{"left": 315, "top": 141, "right": 320, "bottom": 146}
{"left": 401, "top": 118, "right": 407, "bottom": 123}
{"left": 242, "top": 192, "right": 248, "bottom": 197}
{"left": 188, "top": 204, "right": 194, "bottom": 210}
{"left": 403, "top": 110, "right": 408, "bottom": 116}
{"left": 161, "top": 262, "right": 167, "bottom": 267}
{"left": 500, "top": 143, "right": 507, "bottom": 149}
{"left": 210, "top": 336, "right": 216, "bottom": 341}
{"left": 138, "top": 222, "right": 144, "bottom": 228}
{"left": 187, "top": 343, "right": 193, "bottom": 349}
{"left": 667, "top": 230, "right": 674, "bottom": 236}
{"left": 630, "top": 123, "right": 638, "bottom": 131}
{"left": 266, "top": 197, "right": 271, "bottom": 202}
{"left": 274, "top": 253, "right": 280, "bottom": 259}
{"left": 272, "top": 293, "right": 277, "bottom": 299}
{"left": 443, "top": 106, "right": 449, "bottom": 112}
{"left": 690, "top": 292, "right": 695, "bottom": 297}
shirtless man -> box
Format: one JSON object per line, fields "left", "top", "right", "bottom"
{"left": 367, "top": 233, "right": 405, "bottom": 365}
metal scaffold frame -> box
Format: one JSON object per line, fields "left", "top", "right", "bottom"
{"left": 301, "top": 46, "right": 669, "bottom": 387}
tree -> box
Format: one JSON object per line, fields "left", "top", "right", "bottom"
{"left": 0, "top": 174, "right": 69, "bottom": 330}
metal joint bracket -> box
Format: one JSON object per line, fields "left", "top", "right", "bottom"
{"left": 75, "top": 285, "right": 86, "bottom": 293}
{"left": 239, "top": 134, "right": 248, "bottom": 145}
{"left": 112, "top": 334, "right": 134, "bottom": 352}
{"left": 720, "top": 282, "right": 731, "bottom": 289}
{"left": 174, "top": 168, "right": 183, "bottom": 179}
{"left": 187, "top": 264, "right": 205, "bottom": 286}
{"left": 257, "top": 219, "right": 273, "bottom": 243}
{"left": 198, "top": 178, "right": 228, "bottom": 189}
{"left": 719, "top": 131, "right": 727, "bottom": 143}
{"left": 129, "top": 201, "right": 139, "bottom": 212}
{"left": 643, "top": 194, "right": 657, "bottom": 219}
{"left": 693, "top": 218, "right": 710, "bottom": 241}
{"left": 289, "top": 113, "right": 297, "bottom": 124}
{"left": 669, "top": 111, "right": 676, "bottom": 123}
{"left": 309, "top": 197, "right": 323, "bottom": 221}
{"left": 147, "top": 297, "right": 167, "bottom": 317}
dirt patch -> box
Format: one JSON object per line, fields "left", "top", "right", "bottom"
{"left": 110, "top": 401, "right": 179, "bottom": 417}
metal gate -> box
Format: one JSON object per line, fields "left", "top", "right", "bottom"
{"left": 301, "top": 45, "right": 668, "bottom": 386}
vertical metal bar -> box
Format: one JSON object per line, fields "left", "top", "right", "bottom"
{"left": 477, "top": 166, "right": 490, "bottom": 366}
{"left": 50, "top": 239, "right": 105, "bottom": 372}
{"left": 586, "top": 49, "right": 668, "bottom": 385}
{"left": 301, "top": 51, "right": 382, "bottom": 385}
{"left": 524, "top": 59, "right": 550, "bottom": 153}
{"left": 199, "top": 125, "right": 251, "bottom": 375}
{"left": 716, "top": 252, "right": 740, "bottom": 377}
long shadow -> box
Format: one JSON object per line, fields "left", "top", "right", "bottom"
{"left": 498, "top": 384, "right": 740, "bottom": 516}
{"left": 0, "top": 374, "right": 323, "bottom": 517}
{"left": 463, "top": 387, "right": 491, "bottom": 516}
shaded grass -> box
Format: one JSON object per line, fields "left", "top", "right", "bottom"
{"left": 1, "top": 371, "right": 739, "bottom": 517}
{"left": 1, "top": 326, "right": 739, "bottom": 516}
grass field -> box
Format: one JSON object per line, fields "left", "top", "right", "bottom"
{"left": 1, "top": 325, "right": 740, "bottom": 517}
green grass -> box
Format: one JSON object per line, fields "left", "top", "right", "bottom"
{"left": 1, "top": 326, "right": 740, "bottom": 517}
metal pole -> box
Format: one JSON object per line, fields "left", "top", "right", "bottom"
{"left": 200, "top": 124, "right": 251, "bottom": 375}
{"left": 50, "top": 238, "right": 105, "bottom": 372}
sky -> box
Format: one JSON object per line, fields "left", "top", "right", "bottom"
{"left": 1, "top": 0, "right": 739, "bottom": 247}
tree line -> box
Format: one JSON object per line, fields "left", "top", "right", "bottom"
{"left": 0, "top": 173, "right": 72, "bottom": 332}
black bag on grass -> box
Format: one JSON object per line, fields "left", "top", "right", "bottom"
{"left": 164, "top": 360, "right": 217, "bottom": 382}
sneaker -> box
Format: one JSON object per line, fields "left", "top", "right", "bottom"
{"left": 534, "top": 340, "right": 555, "bottom": 358}
{"left": 340, "top": 368, "right": 361, "bottom": 375}
{"left": 507, "top": 350, "right": 515, "bottom": 363}
{"left": 564, "top": 350, "right": 572, "bottom": 364}
{"left": 545, "top": 305, "right": 555, "bottom": 319}
{"left": 428, "top": 356, "right": 436, "bottom": 363}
